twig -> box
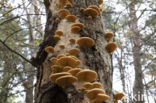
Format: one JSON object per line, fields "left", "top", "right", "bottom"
{"left": 0, "top": 39, "right": 32, "bottom": 64}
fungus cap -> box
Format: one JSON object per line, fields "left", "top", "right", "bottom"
{"left": 65, "top": 2, "right": 72, "bottom": 8}
{"left": 59, "top": 45, "right": 65, "bottom": 49}
{"left": 68, "top": 68, "right": 82, "bottom": 76}
{"left": 56, "top": 56, "right": 80, "bottom": 67}
{"left": 49, "top": 72, "right": 70, "bottom": 83}
{"left": 58, "top": 9, "right": 70, "bottom": 18}
{"left": 71, "top": 23, "right": 84, "bottom": 29}
{"left": 65, "top": 15, "right": 77, "bottom": 22}
{"left": 71, "top": 26, "right": 81, "bottom": 34}
{"left": 88, "top": 5, "right": 101, "bottom": 14}
{"left": 76, "top": 69, "right": 97, "bottom": 82}
{"left": 77, "top": 37, "right": 95, "bottom": 48}
{"left": 69, "top": 38, "right": 76, "bottom": 44}
{"left": 86, "top": 88, "right": 105, "bottom": 100}
{"left": 83, "top": 82, "right": 93, "bottom": 89}
{"left": 56, "top": 75, "right": 77, "bottom": 87}
{"left": 67, "top": 48, "right": 80, "bottom": 56}
{"left": 93, "top": 82, "right": 102, "bottom": 88}
{"left": 54, "top": 35, "right": 61, "bottom": 41}
{"left": 84, "top": 8, "right": 98, "bottom": 17}
{"left": 57, "top": 54, "right": 66, "bottom": 59}
{"left": 92, "top": 93, "right": 110, "bottom": 102}
{"left": 105, "top": 42, "right": 117, "bottom": 53}
{"left": 45, "top": 46, "right": 54, "bottom": 53}
{"left": 63, "top": 66, "right": 72, "bottom": 72}
{"left": 104, "top": 32, "right": 114, "bottom": 42}
{"left": 50, "top": 57, "right": 57, "bottom": 64}
{"left": 56, "top": 18, "right": 61, "bottom": 23}
{"left": 55, "top": 30, "right": 64, "bottom": 36}
{"left": 114, "top": 92, "right": 125, "bottom": 100}
{"left": 51, "top": 65, "right": 63, "bottom": 73}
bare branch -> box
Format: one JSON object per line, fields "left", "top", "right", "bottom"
{"left": 0, "top": 39, "right": 32, "bottom": 64}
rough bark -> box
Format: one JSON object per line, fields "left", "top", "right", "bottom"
{"left": 34, "top": 0, "right": 113, "bottom": 103}
{"left": 129, "top": 0, "right": 144, "bottom": 102}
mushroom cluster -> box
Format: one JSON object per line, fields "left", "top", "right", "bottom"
{"left": 46, "top": 0, "right": 123, "bottom": 102}
{"left": 104, "top": 32, "right": 118, "bottom": 54}
{"left": 82, "top": 5, "right": 101, "bottom": 19}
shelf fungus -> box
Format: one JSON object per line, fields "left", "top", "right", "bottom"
{"left": 71, "top": 23, "right": 84, "bottom": 29}
{"left": 56, "top": 56, "right": 81, "bottom": 67}
{"left": 65, "top": 2, "right": 72, "bottom": 8}
{"left": 67, "top": 48, "right": 80, "bottom": 56}
{"left": 59, "top": 45, "right": 65, "bottom": 49}
{"left": 51, "top": 65, "right": 63, "bottom": 73}
{"left": 88, "top": 5, "right": 101, "bottom": 14}
{"left": 86, "top": 88, "right": 105, "bottom": 100}
{"left": 69, "top": 38, "right": 76, "bottom": 44}
{"left": 105, "top": 42, "right": 117, "bottom": 53}
{"left": 45, "top": 46, "right": 54, "bottom": 53}
{"left": 56, "top": 18, "right": 61, "bottom": 23}
{"left": 114, "top": 92, "right": 125, "bottom": 100}
{"left": 49, "top": 72, "right": 70, "bottom": 83}
{"left": 58, "top": 9, "right": 70, "bottom": 19}
{"left": 68, "top": 68, "right": 82, "bottom": 76}
{"left": 98, "top": 0, "right": 103, "bottom": 5}
{"left": 71, "top": 26, "right": 81, "bottom": 34}
{"left": 56, "top": 75, "right": 78, "bottom": 87}
{"left": 76, "top": 69, "right": 97, "bottom": 82}
{"left": 77, "top": 37, "right": 95, "bottom": 48}
{"left": 65, "top": 15, "right": 77, "bottom": 22}
{"left": 91, "top": 93, "right": 110, "bottom": 103}
{"left": 63, "top": 66, "right": 72, "bottom": 72}
{"left": 56, "top": 0, "right": 68, "bottom": 8}
{"left": 50, "top": 57, "right": 57, "bottom": 64}
{"left": 84, "top": 8, "right": 98, "bottom": 19}
{"left": 104, "top": 32, "right": 114, "bottom": 42}
{"left": 54, "top": 35, "right": 61, "bottom": 42}
{"left": 55, "top": 30, "right": 64, "bottom": 36}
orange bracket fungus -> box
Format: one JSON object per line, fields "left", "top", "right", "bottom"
{"left": 55, "top": 30, "right": 64, "bottom": 36}
{"left": 45, "top": 46, "right": 54, "bottom": 53}
{"left": 65, "top": 15, "right": 77, "bottom": 22}
{"left": 51, "top": 65, "right": 63, "bottom": 73}
{"left": 105, "top": 42, "right": 117, "bottom": 53}
{"left": 54, "top": 35, "right": 61, "bottom": 42}
{"left": 67, "top": 48, "right": 80, "bottom": 56}
{"left": 58, "top": 9, "right": 70, "bottom": 19}
{"left": 104, "top": 32, "right": 114, "bottom": 42}
{"left": 63, "top": 66, "right": 72, "bottom": 72}
{"left": 59, "top": 45, "right": 65, "bottom": 49}
{"left": 114, "top": 92, "right": 125, "bottom": 100}
{"left": 76, "top": 69, "right": 97, "bottom": 82}
{"left": 71, "top": 26, "right": 81, "bottom": 34}
{"left": 68, "top": 68, "right": 82, "bottom": 76}
{"left": 71, "top": 23, "right": 84, "bottom": 29}
{"left": 56, "top": 75, "right": 77, "bottom": 87}
{"left": 84, "top": 8, "right": 98, "bottom": 19}
{"left": 69, "top": 38, "right": 76, "bottom": 44}
{"left": 49, "top": 72, "right": 70, "bottom": 83}
{"left": 88, "top": 5, "right": 101, "bottom": 14}
{"left": 77, "top": 37, "right": 95, "bottom": 48}
{"left": 56, "top": 18, "right": 61, "bottom": 23}
{"left": 65, "top": 2, "right": 72, "bottom": 8}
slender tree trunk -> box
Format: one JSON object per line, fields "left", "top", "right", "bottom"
{"left": 34, "top": 0, "right": 113, "bottom": 103}
{"left": 129, "top": 0, "right": 144, "bottom": 102}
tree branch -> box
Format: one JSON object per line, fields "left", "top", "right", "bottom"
{"left": 0, "top": 39, "right": 32, "bottom": 65}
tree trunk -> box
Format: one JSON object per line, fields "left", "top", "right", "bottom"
{"left": 129, "top": 0, "right": 144, "bottom": 102}
{"left": 34, "top": 0, "right": 113, "bottom": 103}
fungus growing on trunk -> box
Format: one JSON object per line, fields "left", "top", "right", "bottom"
{"left": 68, "top": 68, "right": 82, "bottom": 76}
{"left": 54, "top": 35, "right": 61, "bottom": 42}
{"left": 51, "top": 65, "right": 63, "bottom": 73}
{"left": 77, "top": 37, "right": 95, "bottom": 48}
{"left": 114, "top": 92, "right": 125, "bottom": 100}
{"left": 104, "top": 32, "right": 114, "bottom": 42}
{"left": 55, "top": 30, "right": 64, "bottom": 36}
{"left": 58, "top": 9, "right": 70, "bottom": 19}
{"left": 49, "top": 72, "right": 70, "bottom": 83}
{"left": 65, "top": 15, "right": 77, "bottom": 22}
{"left": 56, "top": 75, "right": 78, "bottom": 87}
{"left": 67, "top": 48, "right": 80, "bottom": 56}
{"left": 105, "top": 42, "right": 117, "bottom": 53}
{"left": 76, "top": 69, "right": 97, "bottom": 82}
{"left": 45, "top": 46, "right": 54, "bottom": 53}
{"left": 69, "top": 38, "right": 76, "bottom": 44}
{"left": 84, "top": 8, "right": 98, "bottom": 18}
{"left": 88, "top": 5, "right": 101, "bottom": 14}
{"left": 56, "top": 18, "right": 61, "bottom": 23}
{"left": 59, "top": 45, "right": 65, "bottom": 49}
{"left": 71, "top": 26, "right": 81, "bottom": 34}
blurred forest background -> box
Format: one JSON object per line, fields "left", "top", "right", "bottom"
{"left": 0, "top": 0, "right": 155, "bottom": 103}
